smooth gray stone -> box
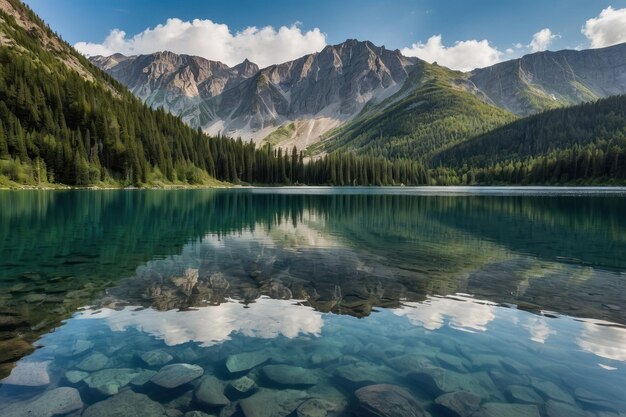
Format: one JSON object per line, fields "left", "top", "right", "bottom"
{"left": 2, "top": 361, "right": 50, "bottom": 386}
{"left": 195, "top": 375, "right": 230, "bottom": 407}
{"left": 141, "top": 349, "right": 174, "bottom": 367}
{"left": 435, "top": 391, "right": 482, "bottom": 417}
{"left": 355, "top": 384, "right": 429, "bottom": 417}
{"left": 151, "top": 363, "right": 204, "bottom": 388}
{"left": 77, "top": 352, "right": 109, "bottom": 371}
{"left": 65, "top": 370, "right": 89, "bottom": 384}
{"left": 225, "top": 351, "right": 270, "bottom": 374}
{"left": 261, "top": 365, "right": 319, "bottom": 386}
{"left": 82, "top": 390, "right": 168, "bottom": 417}
{"left": 506, "top": 385, "right": 543, "bottom": 404}
{"left": 477, "top": 403, "right": 541, "bottom": 417}
{"left": 239, "top": 389, "right": 308, "bottom": 417}
{"left": 4, "top": 387, "right": 83, "bottom": 417}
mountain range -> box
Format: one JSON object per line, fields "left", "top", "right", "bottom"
{"left": 1, "top": 0, "right": 625, "bottom": 188}
{"left": 91, "top": 41, "right": 626, "bottom": 155}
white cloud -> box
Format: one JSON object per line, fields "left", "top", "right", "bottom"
{"left": 74, "top": 18, "right": 327, "bottom": 68}
{"left": 78, "top": 298, "right": 323, "bottom": 347}
{"left": 392, "top": 295, "right": 497, "bottom": 332}
{"left": 582, "top": 6, "right": 626, "bottom": 48}
{"left": 401, "top": 35, "right": 503, "bottom": 72}
{"left": 529, "top": 28, "right": 558, "bottom": 52}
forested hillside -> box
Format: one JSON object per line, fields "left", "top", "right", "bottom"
{"left": 0, "top": 0, "right": 426, "bottom": 187}
{"left": 314, "top": 62, "right": 516, "bottom": 160}
{"left": 432, "top": 95, "right": 626, "bottom": 184}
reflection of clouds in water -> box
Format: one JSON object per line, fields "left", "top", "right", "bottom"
{"left": 392, "top": 295, "right": 496, "bottom": 332}
{"left": 526, "top": 316, "right": 556, "bottom": 344}
{"left": 578, "top": 320, "right": 626, "bottom": 362}
{"left": 78, "top": 297, "right": 323, "bottom": 346}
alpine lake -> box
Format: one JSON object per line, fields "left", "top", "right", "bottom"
{"left": 1, "top": 187, "right": 625, "bottom": 417}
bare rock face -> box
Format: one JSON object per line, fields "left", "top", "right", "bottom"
{"left": 90, "top": 40, "right": 418, "bottom": 143}
{"left": 469, "top": 43, "right": 626, "bottom": 116}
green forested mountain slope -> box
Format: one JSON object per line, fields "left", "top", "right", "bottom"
{"left": 312, "top": 61, "right": 517, "bottom": 160}
{"left": 0, "top": 0, "right": 432, "bottom": 187}
{"left": 0, "top": 0, "right": 224, "bottom": 186}
{"left": 432, "top": 95, "right": 626, "bottom": 184}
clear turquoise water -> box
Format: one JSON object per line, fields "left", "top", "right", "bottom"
{"left": 1, "top": 188, "right": 625, "bottom": 416}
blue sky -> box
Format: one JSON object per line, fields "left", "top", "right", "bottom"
{"left": 23, "top": 0, "right": 626, "bottom": 70}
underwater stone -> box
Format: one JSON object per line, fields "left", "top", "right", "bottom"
{"left": 83, "top": 390, "right": 168, "bottom": 417}
{"left": 141, "top": 349, "right": 174, "bottom": 367}
{"left": 2, "top": 360, "right": 50, "bottom": 386}
{"left": 545, "top": 400, "right": 586, "bottom": 417}
{"left": 434, "top": 391, "right": 481, "bottom": 417}
{"left": 65, "top": 370, "right": 89, "bottom": 384}
{"left": 240, "top": 389, "right": 309, "bottom": 417}
{"left": 185, "top": 412, "right": 215, "bottom": 417}
{"left": 4, "top": 387, "right": 83, "bottom": 417}
{"left": 334, "top": 362, "right": 395, "bottom": 389}
{"left": 194, "top": 375, "right": 230, "bottom": 407}
{"left": 151, "top": 363, "right": 204, "bottom": 388}
{"left": 229, "top": 376, "right": 256, "bottom": 394}
{"left": 477, "top": 403, "right": 541, "bottom": 417}
{"left": 71, "top": 339, "right": 94, "bottom": 356}
{"left": 297, "top": 398, "right": 346, "bottom": 417}
{"left": 261, "top": 364, "right": 319, "bottom": 386}
{"left": 225, "top": 351, "right": 271, "bottom": 374}
{"left": 76, "top": 352, "right": 109, "bottom": 371}
{"left": 505, "top": 385, "right": 543, "bottom": 404}
{"left": 530, "top": 378, "right": 574, "bottom": 404}
{"left": 84, "top": 368, "right": 140, "bottom": 396}
{"left": 130, "top": 369, "right": 158, "bottom": 386}
{"left": 574, "top": 388, "right": 620, "bottom": 412}
{"left": 355, "top": 384, "right": 429, "bottom": 417}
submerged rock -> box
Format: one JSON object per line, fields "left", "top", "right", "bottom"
{"left": 130, "top": 369, "right": 158, "bottom": 386}
{"left": 151, "top": 363, "right": 204, "bottom": 388}
{"left": 334, "top": 362, "right": 395, "bottom": 388}
{"left": 434, "top": 391, "right": 481, "bottom": 417}
{"left": 297, "top": 398, "right": 346, "bottom": 417}
{"left": 185, "top": 412, "right": 214, "bottom": 417}
{"left": 4, "top": 387, "right": 83, "bottom": 417}
{"left": 225, "top": 351, "right": 271, "bottom": 374}
{"left": 355, "top": 384, "right": 428, "bottom": 417}
{"left": 239, "top": 389, "right": 308, "bottom": 417}
{"left": 2, "top": 360, "right": 50, "bottom": 386}
{"left": 65, "top": 370, "right": 89, "bottom": 384}
{"left": 505, "top": 385, "right": 543, "bottom": 404}
{"left": 83, "top": 390, "right": 168, "bottom": 417}
{"left": 530, "top": 378, "right": 574, "bottom": 404}
{"left": 84, "top": 368, "right": 139, "bottom": 396}
{"left": 229, "top": 376, "right": 256, "bottom": 394}
{"left": 261, "top": 364, "right": 319, "bottom": 386}
{"left": 71, "top": 339, "right": 94, "bottom": 356}
{"left": 77, "top": 352, "right": 109, "bottom": 371}
{"left": 195, "top": 375, "right": 230, "bottom": 407}
{"left": 574, "top": 388, "right": 619, "bottom": 411}
{"left": 409, "top": 367, "right": 496, "bottom": 399}
{"left": 141, "top": 349, "right": 174, "bottom": 367}
{"left": 477, "top": 403, "right": 541, "bottom": 417}
{"left": 545, "top": 400, "right": 586, "bottom": 417}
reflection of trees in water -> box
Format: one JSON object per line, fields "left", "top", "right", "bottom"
{"left": 1, "top": 190, "right": 626, "bottom": 378}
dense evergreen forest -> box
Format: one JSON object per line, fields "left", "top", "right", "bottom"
{"left": 432, "top": 95, "right": 626, "bottom": 184}
{"left": 0, "top": 1, "right": 428, "bottom": 187}
{"left": 0, "top": 0, "right": 625, "bottom": 187}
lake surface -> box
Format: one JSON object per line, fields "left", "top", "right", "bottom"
{"left": 1, "top": 188, "right": 625, "bottom": 417}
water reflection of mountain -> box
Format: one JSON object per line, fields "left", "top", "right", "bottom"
{"left": 2, "top": 190, "right": 626, "bottom": 378}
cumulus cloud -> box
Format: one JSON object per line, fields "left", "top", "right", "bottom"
{"left": 582, "top": 6, "right": 626, "bottom": 48}
{"left": 74, "top": 18, "right": 327, "bottom": 68}
{"left": 529, "top": 28, "right": 558, "bottom": 52}
{"left": 401, "top": 35, "right": 503, "bottom": 72}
